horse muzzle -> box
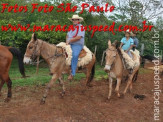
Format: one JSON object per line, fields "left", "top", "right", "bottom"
{"left": 104, "top": 65, "right": 111, "bottom": 72}
{"left": 23, "top": 56, "right": 32, "bottom": 64}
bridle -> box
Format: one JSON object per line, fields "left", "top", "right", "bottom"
{"left": 106, "top": 47, "right": 126, "bottom": 71}
{"left": 105, "top": 48, "right": 118, "bottom": 70}
{"left": 25, "top": 40, "right": 65, "bottom": 65}
{"left": 24, "top": 39, "right": 43, "bottom": 60}
{"left": 31, "top": 40, "right": 44, "bottom": 61}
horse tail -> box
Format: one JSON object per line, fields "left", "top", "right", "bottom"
{"left": 8, "top": 47, "right": 26, "bottom": 77}
{"left": 89, "top": 55, "right": 96, "bottom": 82}
{"left": 132, "top": 69, "right": 139, "bottom": 82}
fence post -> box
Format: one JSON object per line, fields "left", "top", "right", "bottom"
{"left": 101, "top": 50, "right": 105, "bottom": 66}
{"left": 140, "top": 43, "right": 144, "bottom": 56}
{"left": 94, "top": 45, "right": 97, "bottom": 56}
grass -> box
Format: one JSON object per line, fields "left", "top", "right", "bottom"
{"left": 5, "top": 58, "right": 152, "bottom": 88}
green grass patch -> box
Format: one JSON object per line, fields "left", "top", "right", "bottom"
{"left": 5, "top": 58, "right": 151, "bottom": 87}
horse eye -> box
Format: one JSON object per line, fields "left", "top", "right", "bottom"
{"left": 29, "top": 46, "right": 33, "bottom": 49}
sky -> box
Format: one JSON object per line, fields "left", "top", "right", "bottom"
{"left": 39, "top": 0, "right": 163, "bottom": 23}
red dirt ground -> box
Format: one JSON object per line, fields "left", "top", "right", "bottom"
{"left": 0, "top": 70, "right": 163, "bottom": 122}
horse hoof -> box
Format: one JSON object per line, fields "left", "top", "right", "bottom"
{"left": 128, "top": 89, "right": 133, "bottom": 94}
{"left": 117, "top": 94, "right": 121, "bottom": 98}
{"left": 40, "top": 100, "right": 45, "bottom": 105}
{"left": 60, "top": 91, "right": 65, "bottom": 97}
{"left": 4, "top": 98, "right": 11, "bottom": 102}
{"left": 120, "top": 94, "right": 125, "bottom": 98}
{"left": 107, "top": 96, "right": 111, "bottom": 100}
{"left": 86, "top": 84, "right": 93, "bottom": 87}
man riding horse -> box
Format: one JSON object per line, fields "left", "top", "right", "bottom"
{"left": 66, "top": 15, "right": 85, "bottom": 80}
{"left": 120, "top": 29, "right": 134, "bottom": 73}
{"left": 132, "top": 30, "right": 139, "bottom": 51}
{"left": 120, "top": 29, "right": 134, "bottom": 58}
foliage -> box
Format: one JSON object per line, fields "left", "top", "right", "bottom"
{"left": 0, "top": 0, "right": 162, "bottom": 61}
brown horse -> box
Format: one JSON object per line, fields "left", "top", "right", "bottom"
{"left": 104, "top": 40, "right": 140, "bottom": 99}
{"left": 24, "top": 33, "right": 96, "bottom": 104}
{"left": 0, "top": 45, "right": 25, "bottom": 102}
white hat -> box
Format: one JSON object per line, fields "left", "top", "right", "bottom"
{"left": 124, "top": 29, "right": 133, "bottom": 36}
{"left": 68, "top": 15, "right": 84, "bottom": 22}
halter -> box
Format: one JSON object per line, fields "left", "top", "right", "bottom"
{"left": 105, "top": 48, "right": 117, "bottom": 70}
{"left": 31, "top": 40, "right": 44, "bottom": 61}
{"left": 106, "top": 48, "right": 127, "bottom": 71}
{"left": 26, "top": 40, "right": 65, "bottom": 65}
{"left": 24, "top": 40, "right": 43, "bottom": 59}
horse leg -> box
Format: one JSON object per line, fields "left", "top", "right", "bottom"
{"left": 108, "top": 76, "right": 113, "bottom": 99}
{"left": 129, "top": 82, "right": 133, "bottom": 93}
{"left": 5, "top": 77, "right": 12, "bottom": 102}
{"left": 36, "top": 56, "right": 40, "bottom": 74}
{"left": 1, "top": 73, "right": 12, "bottom": 102}
{"left": 123, "top": 74, "right": 134, "bottom": 95}
{"left": 115, "top": 78, "right": 121, "bottom": 98}
{"left": 58, "top": 75, "right": 66, "bottom": 97}
{"left": 86, "top": 61, "right": 95, "bottom": 87}
{"left": 40, "top": 74, "right": 58, "bottom": 104}
{"left": 130, "top": 70, "right": 139, "bottom": 93}
{"left": 86, "top": 69, "right": 92, "bottom": 87}
{"left": 0, "top": 79, "right": 5, "bottom": 96}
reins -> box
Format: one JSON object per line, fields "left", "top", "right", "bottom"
{"left": 117, "top": 48, "right": 126, "bottom": 70}
{"left": 30, "top": 40, "right": 65, "bottom": 65}
{"left": 106, "top": 48, "right": 126, "bottom": 70}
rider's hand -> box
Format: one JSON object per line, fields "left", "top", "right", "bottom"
{"left": 125, "top": 50, "right": 128, "bottom": 53}
{"left": 66, "top": 41, "right": 70, "bottom": 45}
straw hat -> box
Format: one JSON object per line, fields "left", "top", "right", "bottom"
{"left": 68, "top": 15, "right": 84, "bottom": 22}
{"left": 124, "top": 29, "right": 133, "bottom": 36}
{"left": 132, "top": 30, "right": 138, "bottom": 34}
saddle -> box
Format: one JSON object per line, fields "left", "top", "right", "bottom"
{"left": 79, "top": 49, "right": 87, "bottom": 58}
{"left": 64, "top": 48, "right": 87, "bottom": 58}
{"left": 56, "top": 42, "right": 92, "bottom": 67}
{"left": 120, "top": 49, "right": 140, "bottom": 70}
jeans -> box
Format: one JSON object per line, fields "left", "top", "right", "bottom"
{"left": 127, "top": 51, "right": 133, "bottom": 59}
{"left": 70, "top": 44, "right": 83, "bottom": 76}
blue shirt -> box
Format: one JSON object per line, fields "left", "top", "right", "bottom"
{"left": 67, "top": 24, "right": 85, "bottom": 47}
{"left": 132, "top": 37, "right": 139, "bottom": 47}
{"left": 121, "top": 37, "right": 134, "bottom": 51}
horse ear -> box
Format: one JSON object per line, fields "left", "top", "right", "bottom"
{"left": 113, "top": 40, "right": 119, "bottom": 49}
{"left": 108, "top": 40, "right": 111, "bottom": 47}
{"left": 32, "top": 33, "right": 37, "bottom": 41}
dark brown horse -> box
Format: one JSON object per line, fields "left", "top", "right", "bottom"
{"left": 0, "top": 45, "right": 25, "bottom": 102}
{"left": 24, "top": 33, "right": 96, "bottom": 104}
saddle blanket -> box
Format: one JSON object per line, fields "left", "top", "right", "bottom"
{"left": 120, "top": 49, "right": 140, "bottom": 69}
{"left": 56, "top": 42, "right": 92, "bottom": 67}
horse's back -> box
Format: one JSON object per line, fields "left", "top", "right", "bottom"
{"left": 0, "top": 45, "right": 13, "bottom": 58}
{"left": 0, "top": 45, "right": 13, "bottom": 74}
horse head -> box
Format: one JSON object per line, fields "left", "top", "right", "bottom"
{"left": 23, "top": 33, "right": 42, "bottom": 64}
{"left": 104, "top": 40, "right": 119, "bottom": 72}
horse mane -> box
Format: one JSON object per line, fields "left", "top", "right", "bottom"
{"left": 111, "top": 40, "right": 121, "bottom": 56}
{"left": 111, "top": 41, "right": 124, "bottom": 62}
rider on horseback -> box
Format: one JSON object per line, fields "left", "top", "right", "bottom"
{"left": 120, "top": 29, "right": 134, "bottom": 58}
{"left": 66, "top": 15, "right": 85, "bottom": 80}
{"left": 120, "top": 29, "right": 134, "bottom": 73}
{"left": 131, "top": 30, "right": 139, "bottom": 51}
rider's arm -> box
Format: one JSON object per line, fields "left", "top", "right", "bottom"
{"left": 126, "top": 39, "right": 134, "bottom": 52}
{"left": 69, "top": 36, "right": 82, "bottom": 43}
{"left": 120, "top": 42, "right": 123, "bottom": 48}
{"left": 126, "top": 45, "right": 133, "bottom": 52}
{"left": 133, "top": 38, "right": 139, "bottom": 47}
{"left": 66, "top": 35, "right": 68, "bottom": 43}
{"left": 120, "top": 37, "right": 125, "bottom": 48}
{"left": 69, "top": 25, "right": 85, "bottom": 43}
